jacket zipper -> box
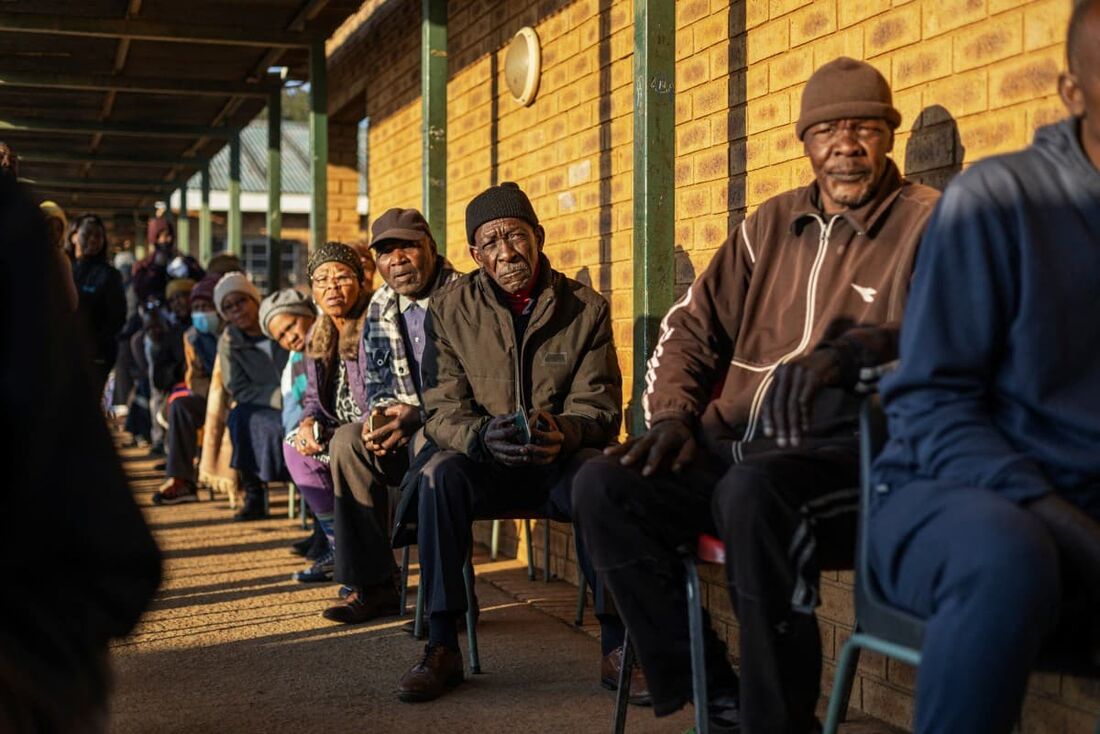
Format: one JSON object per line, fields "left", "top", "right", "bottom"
{"left": 733, "top": 213, "right": 838, "bottom": 460}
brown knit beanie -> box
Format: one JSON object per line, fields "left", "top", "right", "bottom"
{"left": 796, "top": 57, "right": 901, "bottom": 140}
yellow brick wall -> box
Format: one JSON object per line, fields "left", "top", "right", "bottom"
{"left": 326, "top": 0, "right": 1098, "bottom": 729}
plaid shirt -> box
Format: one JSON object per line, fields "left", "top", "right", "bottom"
{"left": 364, "top": 257, "right": 458, "bottom": 417}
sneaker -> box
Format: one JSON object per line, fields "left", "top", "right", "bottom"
{"left": 293, "top": 548, "right": 334, "bottom": 583}
{"left": 152, "top": 479, "right": 200, "bottom": 506}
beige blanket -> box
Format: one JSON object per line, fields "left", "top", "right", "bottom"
{"left": 198, "top": 352, "right": 239, "bottom": 505}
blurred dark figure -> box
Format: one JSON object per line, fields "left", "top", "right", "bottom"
{"left": 132, "top": 214, "right": 203, "bottom": 303}
{"left": 39, "top": 200, "right": 78, "bottom": 312}
{"left": 0, "top": 140, "right": 17, "bottom": 181}
{"left": 0, "top": 173, "right": 161, "bottom": 732}
{"left": 69, "top": 214, "right": 128, "bottom": 399}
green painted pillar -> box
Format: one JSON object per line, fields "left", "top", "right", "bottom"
{"left": 199, "top": 164, "right": 212, "bottom": 264}
{"left": 177, "top": 184, "right": 191, "bottom": 257}
{"left": 632, "top": 0, "right": 675, "bottom": 436}
{"left": 267, "top": 88, "right": 283, "bottom": 292}
{"left": 228, "top": 129, "right": 242, "bottom": 257}
{"left": 309, "top": 37, "right": 328, "bottom": 252}
{"left": 421, "top": 0, "right": 447, "bottom": 256}
{"left": 133, "top": 210, "right": 146, "bottom": 260}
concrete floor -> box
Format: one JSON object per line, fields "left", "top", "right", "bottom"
{"left": 108, "top": 441, "right": 900, "bottom": 734}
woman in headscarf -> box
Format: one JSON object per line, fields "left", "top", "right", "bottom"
{"left": 69, "top": 213, "right": 127, "bottom": 399}
{"left": 282, "top": 242, "right": 373, "bottom": 584}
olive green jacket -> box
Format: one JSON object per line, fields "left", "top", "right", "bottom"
{"left": 422, "top": 256, "right": 622, "bottom": 461}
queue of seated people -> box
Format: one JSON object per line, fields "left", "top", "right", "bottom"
{"left": 118, "top": 14, "right": 1098, "bottom": 734}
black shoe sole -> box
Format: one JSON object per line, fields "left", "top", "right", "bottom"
{"left": 323, "top": 604, "right": 399, "bottom": 625}
{"left": 600, "top": 678, "right": 654, "bottom": 707}
{"left": 396, "top": 672, "right": 464, "bottom": 703}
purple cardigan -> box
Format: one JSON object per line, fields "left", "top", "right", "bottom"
{"left": 300, "top": 325, "right": 370, "bottom": 427}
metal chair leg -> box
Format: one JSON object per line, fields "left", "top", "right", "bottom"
{"left": 399, "top": 546, "right": 410, "bottom": 617}
{"left": 490, "top": 519, "right": 501, "bottom": 560}
{"left": 574, "top": 530, "right": 587, "bottom": 627}
{"left": 544, "top": 519, "right": 552, "bottom": 583}
{"left": 823, "top": 637, "right": 862, "bottom": 734}
{"left": 463, "top": 554, "right": 481, "bottom": 674}
{"left": 612, "top": 631, "right": 634, "bottom": 734}
{"left": 684, "top": 558, "right": 709, "bottom": 734}
{"left": 413, "top": 574, "right": 426, "bottom": 640}
{"left": 299, "top": 493, "right": 308, "bottom": 529}
{"left": 525, "top": 518, "right": 535, "bottom": 581}
{"left": 287, "top": 482, "right": 296, "bottom": 519}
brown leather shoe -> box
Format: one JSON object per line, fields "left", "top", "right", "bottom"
{"left": 322, "top": 583, "right": 400, "bottom": 624}
{"left": 600, "top": 645, "right": 653, "bottom": 706}
{"left": 397, "top": 645, "right": 464, "bottom": 702}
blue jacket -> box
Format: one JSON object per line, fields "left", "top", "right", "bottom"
{"left": 873, "top": 118, "right": 1100, "bottom": 506}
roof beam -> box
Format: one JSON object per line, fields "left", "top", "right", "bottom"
{"left": 21, "top": 177, "right": 175, "bottom": 190}
{"left": 0, "top": 12, "right": 313, "bottom": 48}
{"left": 16, "top": 149, "right": 207, "bottom": 167}
{"left": 0, "top": 70, "right": 278, "bottom": 98}
{"left": 0, "top": 117, "right": 233, "bottom": 138}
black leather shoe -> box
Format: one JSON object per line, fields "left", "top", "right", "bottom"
{"left": 323, "top": 583, "right": 400, "bottom": 624}
{"left": 397, "top": 645, "right": 464, "bottom": 702}
{"left": 600, "top": 645, "right": 653, "bottom": 706}
{"left": 232, "top": 487, "right": 268, "bottom": 521}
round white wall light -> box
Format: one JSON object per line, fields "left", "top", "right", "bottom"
{"left": 505, "top": 26, "right": 541, "bottom": 107}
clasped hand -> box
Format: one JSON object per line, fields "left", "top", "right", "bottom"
{"left": 484, "top": 410, "right": 564, "bottom": 467}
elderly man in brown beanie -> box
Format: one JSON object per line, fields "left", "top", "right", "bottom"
{"left": 572, "top": 57, "right": 940, "bottom": 733}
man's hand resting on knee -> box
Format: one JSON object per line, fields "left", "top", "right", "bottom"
{"left": 605, "top": 418, "right": 697, "bottom": 477}
{"left": 761, "top": 347, "right": 842, "bottom": 448}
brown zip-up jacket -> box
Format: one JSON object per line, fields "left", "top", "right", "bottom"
{"left": 644, "top": 161, "right": 939, "bottom": 464}
{"left": 422, "top": 255, "right": 622, "bottom": 461}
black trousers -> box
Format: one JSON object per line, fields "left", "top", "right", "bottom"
{"left": 328, "top": 422, "right": 404, "bottom": 590}
{"left": 572, "top": 441, "right": 859, "bottom": 731}
{"left": 165, "top": 394, "right": 205, "bottom": 482}
{"left": 417, "top": 448, "right": 612, "bottom": 625}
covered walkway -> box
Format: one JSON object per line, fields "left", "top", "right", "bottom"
{"left": 110, "top": 430, "right": 898, "bottom": 733}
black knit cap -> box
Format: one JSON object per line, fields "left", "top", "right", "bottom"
{"left": 307, "top": 241, "right": 365, "bottom": 281}
{"left": 465, "top": 181, "right": 539, "bottom": 246}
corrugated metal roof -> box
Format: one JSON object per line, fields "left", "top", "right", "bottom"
{"left": 186, "top": 120, "right": 313, "bottom": 194}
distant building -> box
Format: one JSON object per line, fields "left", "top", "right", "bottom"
{"left": 171, "top": 119, "right": 367, "bottom": 291}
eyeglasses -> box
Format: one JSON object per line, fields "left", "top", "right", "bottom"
{"left": 475, "top": 229, "right": 529, "bottom": 256}
{"left": 808, "top": 121, "right": 887, "bottom": 144}
{"left": 311, "top": 274, "right": 357, "bottom": 290}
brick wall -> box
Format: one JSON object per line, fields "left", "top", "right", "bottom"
{"left": 326, "top": 0, "right": 1098, "bottom": 729}
{"left": 327, "top": 116, "right": 365, "bottom": 245}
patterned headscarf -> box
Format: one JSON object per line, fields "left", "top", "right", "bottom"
{"left": 307, "top": 241, "right": 364, "bottom": 282}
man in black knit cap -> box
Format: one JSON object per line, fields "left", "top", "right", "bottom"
{"left": 396, "top": 182, "right": 640, "bottom": 703}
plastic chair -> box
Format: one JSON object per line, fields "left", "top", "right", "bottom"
{"left": 612, "top": 534, "right": 724, "bottom": 734}
{"left": 490, "top": 517, "right": 590, "bottom": 626}
{"left": 823, "top": 396, "right": 923, "bottom": 733}
{"left": 402, "top": 516, "right": 540, "bottom": 675}
{"left": 825, "top": 398, "right": 1100, "bottom": 733}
